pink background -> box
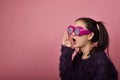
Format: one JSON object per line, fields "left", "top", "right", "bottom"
{"left": 0, "top": 0, "right": 120, "bottom": 80}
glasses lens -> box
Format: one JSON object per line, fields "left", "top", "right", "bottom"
{"left": 75, "top": 28, "right": 80, "bottom": 36}
{"left": 68, "top": 27, "right": 73, "bottom": 34}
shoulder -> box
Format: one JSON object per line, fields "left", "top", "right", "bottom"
{"left": 90, "top": 50, "right": 113, "bottom": 67}
{"left": 92, "top": 50, "right": 117, "bottom": 72}
{"left": 90, "top": 51, "right": 118, "bottom": 79}
{"left": 92, "top": 50, "right": 108, "bottom": 62}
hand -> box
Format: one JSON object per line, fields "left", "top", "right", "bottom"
{"left": 62, "top": 31, "right": 74, "bottom": 48}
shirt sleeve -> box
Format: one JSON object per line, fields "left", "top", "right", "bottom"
{"left": 59, "top": 45, "right": 75, "bottom": 80}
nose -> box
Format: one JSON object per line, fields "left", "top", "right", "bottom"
{"left": 71, "top": 32, "right": 76, "bottom": 36}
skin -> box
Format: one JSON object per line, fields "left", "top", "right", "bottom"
{"left": 62, "top": 20, "right": 94, "bottom": 59}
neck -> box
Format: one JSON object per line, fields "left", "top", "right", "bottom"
{"left": 80, "top": 42, "right": 94, "bottom": 59}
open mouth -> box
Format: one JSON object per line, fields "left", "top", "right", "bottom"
{"left": 72, "top": 38, "right": 76, "bottom": 42}
{"left": 72, "top": 38, "right": 76, "bottom": 45}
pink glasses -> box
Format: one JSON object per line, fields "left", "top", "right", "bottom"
{"left": 67, "top": 25, "right": 91, "bottom": 36}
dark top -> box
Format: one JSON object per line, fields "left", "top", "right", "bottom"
{"left": 59, "top": 45, "right": 118, "bottom": 80}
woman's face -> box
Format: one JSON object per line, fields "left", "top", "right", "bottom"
{"left": 70, "top": 20, "right": 91, "bottom": 48}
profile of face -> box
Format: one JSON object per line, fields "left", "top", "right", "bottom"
{"left": 69, "top": 20, "right": 94, "bottom": 48}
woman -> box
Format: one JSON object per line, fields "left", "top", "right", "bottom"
{"left": 59, "top": 17, "right": 118, "bottom": 80}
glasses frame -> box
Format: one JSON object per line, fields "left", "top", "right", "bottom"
{"left": 67, "top": 25, "right": 91, "bottom": 36}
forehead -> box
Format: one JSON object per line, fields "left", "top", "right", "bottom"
{"left": 74, "top": 20, "right": 87, "bottom": 29}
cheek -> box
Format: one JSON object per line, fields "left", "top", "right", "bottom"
{"left": 76, "top": 36, "right": 88, "bottom": 45}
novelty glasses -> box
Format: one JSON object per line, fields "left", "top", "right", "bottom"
{"left": 67, "top": 25, "right": 91, "bottom": 36}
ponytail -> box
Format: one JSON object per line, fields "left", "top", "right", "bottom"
{"left": 96, "top": 21, "right": 109, "bottom": 51}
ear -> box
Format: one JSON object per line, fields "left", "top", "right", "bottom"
{"left": 87, "top": 32, "right": 94, "bottom": 40}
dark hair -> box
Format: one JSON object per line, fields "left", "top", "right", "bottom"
{"left": 75, "top": 17, "right": 109, "bottom": 55}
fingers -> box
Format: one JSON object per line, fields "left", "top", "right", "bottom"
{"left": 65, "top": 31, "right": 69, "bottom": 40}
{"left": 62, "top": 31, "right": 68, "bottom": 43}
{"left": 63, "top": 31, "right": 68, "bottom": 40}
{"left": 62, "top": 31, "right": 72, "bottom": 47}
{"left": 69, "top": 36, "right": 74, "bottom": 47}
{"left": 62, "top": 31, "right": 66, "bottom": 45}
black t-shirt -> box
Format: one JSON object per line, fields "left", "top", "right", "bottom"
{"left": 59, "top": 45, "right": 118, "bottom": 80}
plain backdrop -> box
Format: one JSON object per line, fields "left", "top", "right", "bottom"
{"left": 0, "top": 0, "right": 120, "bottom": 80}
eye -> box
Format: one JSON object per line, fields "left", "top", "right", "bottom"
{"left": 75, "top": 28, "right": 80, "bottom": 35}
{"left": 68, "top": 27, "right": 73, "bottom": 34}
